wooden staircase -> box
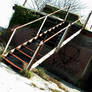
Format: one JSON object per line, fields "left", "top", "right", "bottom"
{"left": 2, "top": 9, "right": 91, "bottom": 71}
{"left": 3, "top": 21, "right": 69, "bottom": 70}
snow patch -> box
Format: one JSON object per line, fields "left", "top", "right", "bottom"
{"left": 0, "top": 62, "right": 82, "bottom": 92}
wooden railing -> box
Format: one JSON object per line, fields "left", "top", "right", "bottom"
{"left": 2, "top": 6, "right": 71, "bottom": 55}
{"left": 31, "top": 11, "right": 92, "bottom": 70}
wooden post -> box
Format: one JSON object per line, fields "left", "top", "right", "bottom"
{"left": 26, "top": 41, "right": 43, "bottom": 70}
{"left": 64, "top": 6, "right": 71, "bottom": 22}
{"left": 23, "top": 0, "right": 27, "bottom": 6}
{"left": 55, "top": 11, "right": 92, "bottom": 53}
{"left": 37, "top": 16, "right": 47, "bottom": 36}
{"left": 55, "top": 26, "right": 70, "bottom": 53}
{"left": 44, "top": 18, "right": 80, "bottom": 43}
{"left": 2, "top": 9, "right": 64, "bottom": 56}
{"left": 82, "top": 10, "right": 92, "bottom": 30}
{"left": 2, "top": 29, "right": 17, "bottom": 55}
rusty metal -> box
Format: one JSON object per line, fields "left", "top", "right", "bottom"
{"left": 2, "top": 8, "right": 64, "bottom": 55}
{"left": 26, "top": 41, "right": 44, "bottom": 70}
{"left": 23, "top": 45, "right": 43, "bottom": 56}
{"left": 10, "top": 53, "right": 28, "bottom": 64}
{"left": 31, "top": 28, "right": 82, "bottom": 69}
{"left": 2, "top": 8, "right": 66, "bottom": 55}
{"left": 3, "top": 7, "right": 92, "bottom": 72}
{"left": 16, "top": 48, "right": 32, "bottom": 59}
{"left": 44, "top": 19, "right": 80, "bottom": 43}
{"left": 32, "top": 13, "right": 92, "bottom": 69}
{"left": 4, "top": 57, "right": 23, "bottom": 70}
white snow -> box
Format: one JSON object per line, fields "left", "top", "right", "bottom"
{"left": 0, "top": 62, "right": 83, "bottom": 92}
{"left": 0, "top": 62, "right": 45, "bottom": 92}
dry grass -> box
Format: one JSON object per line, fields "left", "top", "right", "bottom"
{"left": 40, "top": 87, "right": 45, "bottom": 90}
{"left": 49, "top": 88, "right": 61, "bottom": 92}
{"left": 49, "top": 77, "right": 68, "bottom": 92}
{"left": 32, "top": 67, "right": 68, "bottom": 92}
{"left": 20, "top": 69, "right": 34, "bottom": 79}
{"left": 32, "top": 67, "right": 50, "bottom": 81}
{"left": 32, "top": 83, "right": 38, "bottom": 87}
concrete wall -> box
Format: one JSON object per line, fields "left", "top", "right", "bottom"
{"left": 41, "top": 32, "right": 92, "bottom": 87}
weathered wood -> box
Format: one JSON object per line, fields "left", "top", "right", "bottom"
{"left": 55, "top": 26, "right": 69, "bottom": 53}
{"left": 37, "top": 16, "right": 47, "bottom": 36}
{"left": 26, "top": 41, "right": 43, "bottom": 70}
{"left": 2, "top": 8, "right": 64, "bottom": 55}
{"left": 31, "top": 29, "right": 82, "bottom": 69}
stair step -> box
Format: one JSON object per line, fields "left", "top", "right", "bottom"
{"left": 16, "top": 48, "right": 32, "bottom": 59}
{"left": 24, "top": 46, "right": 43, "bottom": 60}
{"left": 27, "top": 42, "right": 38, "bottom": 51}
{"left": 3, "top": 22, "right": 70, "bottom": 71}
{"left": 23, "top": 45, "right": 43, "bottom": 57}
{"left": 20, "top": 46, "right": 42, "bottom": 60}
{"left": 13, "top": 49, "right": 31, "bottom": 63}
{"left": 39, "top": 44, "right": 52, "bottom": 55}
{"left": 20, "top": 46, "right": 33, "bottom": 57}
{"left": 4, "top": 57, "right": 23, "bottom": 70}
{"left": 45, "top": 41, "right": 55, "bottom": 48}
{"left": 6, "top": 54, "right": 24, "bottom": 69}
{"left": 10, "top": 53, "right": 28, "bottom": 64}
{"left": 59, "top": 22, "right": 69, "bottom": 29}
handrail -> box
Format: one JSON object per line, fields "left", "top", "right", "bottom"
{"left": 55, "top": 26, "right": 69, "bottom": 53}
{"left": 12, "top": 8, "right": 65, "bottom": 30}
{"left": 26, "top": 41, "right": 44, "bottom": 70}
{"left": 44, "top": 19, "right": 80, "bottom": 43}
{"left": 64, "top": 6, "right": 70, "bottom": 22}
{"left": 36, "top": 6, "right": 71, "bottom": 36}
{"left": 37, "top": 16, "right": 48, "bottom": 36}
{"left": 31, "top": 29, "right": 82, "bottom": 70}
{"left": 31, "top": 11, "right": 92, "bottom": 69}
{"left": 2, "top": 8, "right": 65, "bottom": 55}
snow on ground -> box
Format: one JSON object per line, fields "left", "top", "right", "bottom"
{"left": 0, "top": 62, "right": 83, "bottom": 92}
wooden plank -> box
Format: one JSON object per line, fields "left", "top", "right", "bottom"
{"left": 4, "top": 57, "right": 23, "bottom": 70}
{"left": 31, "top": 29, "right": 81, "bottom": 69}
{"left": 16, "top": 48, "right": 32, "bottom": 59}
{"left": 10, "top": 53, "right": 28, "bottom": 64}
{"left": 23, "top": 45, "right": 43, "bottom": 56}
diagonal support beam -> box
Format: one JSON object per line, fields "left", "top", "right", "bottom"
{"left": 2, "top": 29, "right": 17, "bottom": 55}
{"left": 31, "top": 29, "right": 82, "bottom": 69}
{"left": 31, "top": 11, "right": 92, "bottom": 70}
{"left": 64, "top": 6, "right": 71, "bottom": 22}
{"left": 82, "top": 10, "right": 92, "bottom": 30}
{"left": 26, "top": 41, "right": 44, "bottom": 70}
{"left": 37, "top": 16, "right": 48, "bottom": 36}
{"left": 2, "top": 8, "right": 64, "bottom": 55}
{"left": 55, "top": 26, "right": 70, "bottom": 53}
